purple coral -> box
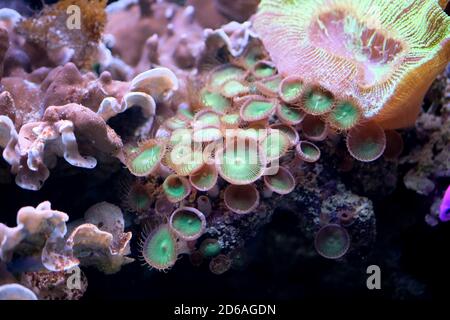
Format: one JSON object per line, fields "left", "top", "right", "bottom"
{"left": 439, "top": 186, "right": 450, "bottom": 222}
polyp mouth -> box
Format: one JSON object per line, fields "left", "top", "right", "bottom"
{"left": 309, "top": 9, "right": 404, "bottom": 87}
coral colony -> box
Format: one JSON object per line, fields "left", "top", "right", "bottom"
{"left": 0, "top": 0, "right": 448, "bottom": 300}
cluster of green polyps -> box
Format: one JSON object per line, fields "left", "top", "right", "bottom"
{"left": 124, "top": 38, "right": 407, "bottom": 269}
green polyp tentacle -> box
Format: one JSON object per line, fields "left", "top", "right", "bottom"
{"left": 329, "top": 101, "right": 360, "bottom": 129}
{"left": 143, "top": 226, "right": 177, "bottom": 270}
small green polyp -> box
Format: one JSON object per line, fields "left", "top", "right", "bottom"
{"left": 200, "top": 239, "right": 222, "bottom": 258}
{"left": 357, "top": 140, "right": 379, "bottom": 158}
{"left": 192, "top": 171, "right": 214, "bottom": 189}
{"left": 143, "top": 226, "right": 176, "bottom": 270}
{"left": 297, "top": 141, "right": 321, "bottom": 162}
{"left": 209, "top": 65, "right": 246, "bottom": 89}
{"left": 303, "top": 89, "right": 334, "bottom": 114}
{"left": 164, "top": 181, "right": 185, "bottom": 198}
{"left": 314, "top": 224, "right": 350, "bottom": 259}
{"left": 193, "top": 127, "right": 222, "bottom": 143}
{"left": 221, "top": 113, "right": 240, "bottom": 126}
{"left": 264, "top": 167, "right": 295, "bottom": 195}
{"left": 242, "top": 99, "right": 275, "bottom": 120}
{"left": 172, "top": 210, "right": 203, "bottom": 237}
{"left": 163, "top": 176, "right": 189, "bottom": 202}
{"left": 165, "top": 117, "right": 188, "bottom": 130}
{"left": 221, "top": 80, "right": 249, "bottom": 97}
{"left": 270, "top": 176, "right": 287, "bottom": 190}
{"left": 278, "top": 103, "right": 303, "bottom": 123}
{"left": 243, "top": 46, "right": 265, "bottom": 69}
{"left": 178, "top": 108, "right": 194, "bottom": 120}
{"left": 254, "top": 62, "right": 277, "bottom": 78}
{"left": 282, "top": 82, "right": 302, "bottom": 101}
{"left": 263, "top": 76, "right": 281, "bottom": 92}
{"left": 200, "top": 89, "right": 230, "bottom": 113}
{"left": 261, "top": 131, "right": 289, "bottom": 161}
{"left": 302, "top": 144, "right": 318, "bottom": 158}
{"left": 130, "top": 145, "right": 162, "bottom": 176}
{"left": 328, "top": 101, "right": 360, "bottom": 130}
{"left": 195, "top": 111, "right": 221, "bottom": 127}
{"left": 219, "top": 144, "right": 263, "bottom": 184}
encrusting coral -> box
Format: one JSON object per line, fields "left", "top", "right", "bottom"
{"left": 17, "top": 0, "right": 108, "bottom": 69}
{"left": 0, "top": 38, "right": 174, "bottom": 190}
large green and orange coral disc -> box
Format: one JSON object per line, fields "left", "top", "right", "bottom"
{"left": 141, "top": 225, "right": 177, "bottom": 270}
{"left": 215, "top": 137, "right": 266, "bottom": 185}
{"left": 254, "top": 0, "right": 450, "bottom": 129}
{"left": 125, "top": 139, "right": 166, "bottom": 177}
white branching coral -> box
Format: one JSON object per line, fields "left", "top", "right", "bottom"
{"left": 0, "top": 201, "right": 133, "bottom": 275}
